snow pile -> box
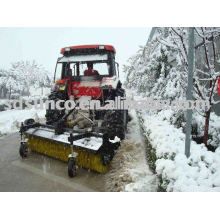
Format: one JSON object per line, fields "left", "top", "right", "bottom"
{"left": 105, "top": 110, "right": 156, "bottom": 192}
{"left": 140, "top": 110, "right": 220, "bottom": 192}
{"left": 0, "top": 100, "right": 7, "bottom": 105}
{"left": 155, "top": 109, "right": 220, "bottom": 149}
{"left": 0, "top": 108, "right": 46, "bottom": 136}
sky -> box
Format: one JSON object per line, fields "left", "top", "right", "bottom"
{"left": 0, "top": 28, "right": 151, "bottom": 80}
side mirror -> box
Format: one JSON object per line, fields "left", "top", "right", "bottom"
{"left": 115, "top": 62, "right": 119, "bottom": 77}
{"left": 54, "top": 57, "right": 62, "bottom": 83}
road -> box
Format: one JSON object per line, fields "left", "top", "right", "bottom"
{"left": 0, "top": 133, "right": 105, "bottom": 192}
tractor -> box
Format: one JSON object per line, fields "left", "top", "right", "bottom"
{"left": 19, "top": 45, "right": 128, "bottom": 177}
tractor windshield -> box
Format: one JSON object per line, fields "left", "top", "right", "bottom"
{"left": 73, "top": 62, "right": 109, "bottom": 76}
{"left": 55, "top": 53, "right": 116, "bottom": 81}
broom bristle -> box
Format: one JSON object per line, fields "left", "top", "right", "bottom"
{"left": 27, "top": 136, "right": 109, "bottom": 173}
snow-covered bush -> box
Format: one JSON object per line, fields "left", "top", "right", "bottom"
{"left": 138, "top": 110, "right": 220, "bottom": 191}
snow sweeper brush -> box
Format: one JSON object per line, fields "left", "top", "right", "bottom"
{"left": 19, "top": 119, "right": 121, "bottom": 177}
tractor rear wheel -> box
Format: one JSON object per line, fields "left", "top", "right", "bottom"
{"left": 103, "top": 110, "right": 126, "bottom": 140}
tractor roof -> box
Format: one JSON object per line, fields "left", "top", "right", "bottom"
{"left": 60, "top": 44, "right": 116, "bottom": 54}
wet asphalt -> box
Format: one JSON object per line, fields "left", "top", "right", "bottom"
{"left": 0, "top": 133, "right": 104, "bottom": 192}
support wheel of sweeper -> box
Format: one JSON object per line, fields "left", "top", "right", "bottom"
{"left": 68, "top": 160, "right": 77, "bottom": 178}
{"left": 19, "top": 142, "right": 28, "bottom": 158}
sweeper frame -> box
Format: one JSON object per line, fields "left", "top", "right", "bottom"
{"left": 19, "top": 118, "right": 121, "bottom": 177}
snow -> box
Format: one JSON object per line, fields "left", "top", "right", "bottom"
{"left": 0, "top": 100, "right": 7, "bottom": 105}
{"left": 74, "top": 136, "right": 102, "bottom": 150}
{"left": 25, "top": 127, "right": 103, "bottom": 151}
{"left": 26, "top": 127, "right": 70, "bottom": 143}
{"left": 105, "top": 109, "right": 157, "bottom": 192}
{"left": 193, "top": 111, "right": 220, "bottom": 148}
{"left": 124, "top": 90, "right": 220, "bottom": 191}
{"left": 124, "top": 164, "right": 156, "bottom": 192}
{"left": 0, "top": 61, "right": 52, "bottom": 99}
{"left": 0, "top": 108, "right": 46, "bottom": 136}
{"left": 109, "top": 136, "right": 120, "bottom": 143}
{"left": 29, "top": 86, "right": 51, "bottom": 97}
{"left": 139, "top": 110, "right": 220, "bottom": 192}
{"left": 154, "top": 109, "right": 220, "bottom": 149}
{"left": 59, "top": 54, "right": 108, "bottom": 63}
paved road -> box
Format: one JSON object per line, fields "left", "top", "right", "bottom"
{"left": 0, "top": 133, "right": 105, "bottom": 192}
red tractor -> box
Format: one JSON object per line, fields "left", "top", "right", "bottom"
{"left": 46, "top": 45, "right": 126, "bottom": 126}
{"left": 20, "top": 45, "right": 129, "bottom": 177}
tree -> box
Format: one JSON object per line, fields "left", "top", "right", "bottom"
{"left": 124, "top": 27, "right": 220, "bottom": 148}
{"left": 162, "top": 28, "right": 220, "bottom": 147}
{"left": 9, "top": 60, "right": 52, "bottom": 96}
{"left": 0, "top": 69, "right": 20, "bottom": 99}
{"left": 0, "top": 69, "right": 7, "bottom": 98}
{"left": 0, "top": 61, "right": 52, "bottom": 99}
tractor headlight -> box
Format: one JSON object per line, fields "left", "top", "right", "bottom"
{"left": 54, "top": 84, "right": 66, "bottom": 91}
{"left": 65, "top": 47, "right": 70, "bottom": 52}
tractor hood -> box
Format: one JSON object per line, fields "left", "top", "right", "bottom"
{"left": 71, "top": 76, "right": 119, "bottom": 98}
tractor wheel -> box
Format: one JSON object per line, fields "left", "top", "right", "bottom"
{"left": 19, "top": 142, "right": 28, "bottom": 158}
{"left": 100, "top": 111, "right": 124, "bottom": 165}
{"left": 24, "top": 118, "right": 35, "bottom": 126}
{"left": 103, "top": 110, "right": 126, "bottom": 140}
{"left": 68, "top": 159, "right": 77, "bottom": 178}
{"left": 115, "top": 87, "right": 130, "bottom": 127}
{"left": 45, "top": 91, "right": 67, "bottom": 124}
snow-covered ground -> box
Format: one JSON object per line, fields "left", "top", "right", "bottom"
{"left": 105, "top": 109, "right": 157, "bottom": 192}
{"left": 0, "top": 99, "right": 7, "bottom": 105}
{"left": 0, "top": 108, "right": 46, "bottom": 136}
{"left": 139, "top": 109, "right": 220, "bottom": 192}
{"left": 0, "top": 88, "right": 49, "bottom": 136}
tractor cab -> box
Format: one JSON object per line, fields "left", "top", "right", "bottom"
{"left": 53, "top": 45, "right": 120, "bottom": 99}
